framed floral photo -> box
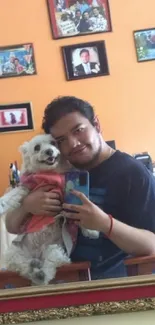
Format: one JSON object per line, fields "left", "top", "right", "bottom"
{"left": 47, "top": 0, "right": 112, "bottom": 39}
{"left": 62, "top": 40, "right": 109, "bottom": 81}
{"left": 134, "top": 28, "right": 155, "bottom": 62}
{"left": 0, "top": 102, "right": 34, "bottom": 134}
{"left": 0, "top": 43, "right": 36, "bottom": 79}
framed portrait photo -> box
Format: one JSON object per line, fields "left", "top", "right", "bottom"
{"left": 134, "top": 28, "right": 155, "bottom": 62}
{"left": 0, "top": 102, "right": 34, "bottom": 134}
{"left": 62, "top": 40, "right": 109, "bottom": 81}
{"left": 0, "top": 43, "right": 36, "bottom": 79}
{"left": 47, "top": 0, "right": 112, "bottom": 39}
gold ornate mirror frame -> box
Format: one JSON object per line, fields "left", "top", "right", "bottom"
{"left": 1, "top": 275, "right": 155, "bottom": 324}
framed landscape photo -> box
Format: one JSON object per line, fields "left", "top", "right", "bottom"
{"left": 62, "top": 40, "right": 109, "bottom": 81}
{"left": 134, "top": 28, "right": 155, "bottom": 62}
{"left": 0, "top": 43, "right": 36, "bottom": 79}
{"left": 0, "top": 102, "right": 34, "bottom": 134}
{"left": 47, "top": 0, "right": 112, "bottom": 39}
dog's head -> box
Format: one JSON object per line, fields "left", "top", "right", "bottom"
{"left": 19, "top": 134, "right": 70, "bottom": 174}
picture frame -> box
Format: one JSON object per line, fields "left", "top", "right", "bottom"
{"left": 47, "top": 0, "right": 112, "bottom": 40}
{"left": 0, "top": 43, "right": 36, "bottom": 79}
{"left": 1, "top": 275, "right": 155, "bottom": 323}
{"left": 0, "top": 102, "right": 34, "bottom": 134}
{"left": 62, "top": 40, "right": 109, "bottom": 81}
{"left": 134, "top": 28, "right": 155, "bottom": 62}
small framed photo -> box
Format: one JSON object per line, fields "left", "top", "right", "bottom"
{"left": 0, "top": 102, "right": 34, "bottom": 134}
{"left": 47, "top": 0, "right": 112, "bottom": 40}
{"left": 62, "top": 40, "right": 109, "bottom": 81}
{"left": 134, "top": 28, "right": 155, "bottom": 62}
{"left": 0, "top": 43, "right": 36, "bottom": 79}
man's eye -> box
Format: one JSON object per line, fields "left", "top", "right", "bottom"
{"left": 57, "top": 139, "right": 64, "bottom": 145}
{"left": 34, "top": 144, "right": 40, "bottom": 152}
{"left": 75, "top": 128, "right": 84, "bottom": 133}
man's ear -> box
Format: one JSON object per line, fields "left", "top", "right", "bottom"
{"left": 19, "top": 142, "right": 29, "bottom": 155}
{"left": 93, "top": 115, "right": 101, "bottom": 133}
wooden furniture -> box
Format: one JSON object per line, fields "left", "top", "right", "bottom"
{"left": 0, "top": 261, "right": 91, "bottom": 289}
{"left": 51, "top": 261, "right": 91, "bottom": 284}
{"left": 124, "top": 255, "right": 155, "bottom": 276}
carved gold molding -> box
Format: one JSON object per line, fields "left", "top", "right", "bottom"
{"left": 1, "top": 274, "right": 155, "bottom": 300}
{"left": 1, "top": 298, "right": 155, "bottom": 324}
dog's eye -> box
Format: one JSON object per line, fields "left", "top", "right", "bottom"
{"left": 51, "top": 140, "right": 56, "bottom": 146}
{"left": 34, "top": 144, "right": 40, "bottom": 152}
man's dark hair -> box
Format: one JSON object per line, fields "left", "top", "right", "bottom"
{"left": 80, "top": 48, "right": 90, "bottom": 56}
{"left": 42, "top": 96, "right": 95, "bottom": 134}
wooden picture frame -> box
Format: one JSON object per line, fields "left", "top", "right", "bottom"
{"left": 0, "top": 43, "right": 36, "bottom": 79}
{"left": 0, "top": 102, "right": 34, "bottom": 134}
{"left": 62, "top": 40, "right": 109, "bottom": 81}
{"left": 134, "top": 28, "right": 155, "bottom": 62}
{"left": 47, "top": 0, "right": 112, "bottom": 40}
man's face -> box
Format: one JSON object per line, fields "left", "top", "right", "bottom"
{"left": 76, "top": 11, "right": 81, "bottom": 18}
{"left": 14, "top": 59, "right": 18, "bottom": 66}
{"left": 10, "top": 57, "right": 14, "bottom": 63}
{"left": 93, "top": 8, "right": 99, "bottom": 17}
{"left": 50, "top": 112, "right": 102, "bottom": 169}
{"left": 83, "top": 12, "right": 89, "bottom": 20}
{"left": 80, "top": 51, "right": 90, "bottom": 64}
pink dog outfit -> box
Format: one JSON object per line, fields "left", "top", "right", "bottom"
{"left": 19, "top": 172, "right": 78, "bottom": 255}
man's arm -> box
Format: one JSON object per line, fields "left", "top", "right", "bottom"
{"left": 5, "top": 207, "right": 29, "bottom": 234}
{"left": 100, "top": 214, "right": 155, "bottom": 256}
{"left": 62, "top": 182, "right": 155, "bottom": 257}
{"left": 5, "top": 187, "right": 62, "bottom": 234}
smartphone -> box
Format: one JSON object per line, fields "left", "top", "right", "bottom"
{"left": 64, "top": 171, "right": 89, "bottom": 206}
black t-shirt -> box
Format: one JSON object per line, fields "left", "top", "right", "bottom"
{"left": 71, "top": 150, "right": 155, "bottom": 274}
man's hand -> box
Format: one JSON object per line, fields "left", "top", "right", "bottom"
{"left": 23, "top": 186, "right": 62, "bottom": 216}
{"left": 62, "top": 189, "right": 110, "bottom": 232}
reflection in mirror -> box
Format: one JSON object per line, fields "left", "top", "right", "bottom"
{"left": 0, "top": 135, "right": 155, "bottom": 290}
{"left": 1, "top": 94, "right": 155, "bottom": 291}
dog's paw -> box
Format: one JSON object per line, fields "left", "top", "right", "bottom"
{"left": 31, "top": 269, "right": 46, "bottom": 285}
{"left": 81, "top": 228, "right": 100, "bottom": 239}
{"left": 34, "top": 269, "right": 45, "bottom": 281}
{"left": 30, "top": 259, "right": 42, "bottom": 270}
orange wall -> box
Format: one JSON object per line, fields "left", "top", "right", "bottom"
{"left": 0, "top": 0, "right": 155, "bottom": 194}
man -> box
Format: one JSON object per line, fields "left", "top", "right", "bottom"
{"left": 74, "top": 10, "right": 81, "bottom": 29}
{"left": 58, "top": 13, "right": 78, "bottom": 36}
{"left": 74, "top": 49, "right": 100, "bottom": 76}
{"left": 78, "top": 11, "right": 92, "bottom": 33}
{"left": 3, "top": 53, "right": 16, "bottom": 74}
{"left": 90, "top": 7, "right": 107, "bottom": 31}
{"left": 5, "top": 96, "right": 155, "bottom": 280}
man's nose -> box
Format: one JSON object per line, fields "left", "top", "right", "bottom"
{"left": 68, "top": 136, "right": 80, "bottom": 149}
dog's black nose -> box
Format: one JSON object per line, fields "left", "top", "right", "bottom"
{"left": 45, "top": 149, "right": 53, "bottom": 156}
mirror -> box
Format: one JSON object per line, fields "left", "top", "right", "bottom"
{"left": 0, "top": 139, "right": 154, "bottom": 290}
{"left": 1, "top": 0, "right": 155, "bottom": 302}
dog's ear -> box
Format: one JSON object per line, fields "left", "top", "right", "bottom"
{"left": 19, "top": 142, "right": 29, "bottom": 155}
{"left": 19, "top": 142, "right": 30, "bottom": 173}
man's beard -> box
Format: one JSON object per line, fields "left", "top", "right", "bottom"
{"left": 70, "top": 139, "right": 102, "bottom": 170}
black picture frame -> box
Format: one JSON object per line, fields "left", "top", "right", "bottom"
{"left": 133, "top": 28, "right": 155, "bottom": 62}
{"left": 47, "top": 0, "right": 112, "bottom": 40}
{"left": 0, "top": 43, "right": 37, "bottom": 79}
{"left": 0, "top": 102, "right": 34, "bottom": 134}
{"left": 62, "top": 40, "right": 109, "bottom": 81}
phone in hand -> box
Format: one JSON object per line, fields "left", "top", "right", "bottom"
{"left": 64, "top": 171, "right": 89, "bottom": 207}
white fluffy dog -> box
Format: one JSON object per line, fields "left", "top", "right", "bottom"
{"left": 0, "top": 134, "right": 99, "bottom": 285}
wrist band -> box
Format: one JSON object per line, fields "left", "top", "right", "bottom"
{"left": 106, "top": 214, "right": 113, "bottom": 238}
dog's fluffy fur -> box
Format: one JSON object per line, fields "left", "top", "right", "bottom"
{"left": 0, "top": 134, "right": 99, "bottom": 285}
